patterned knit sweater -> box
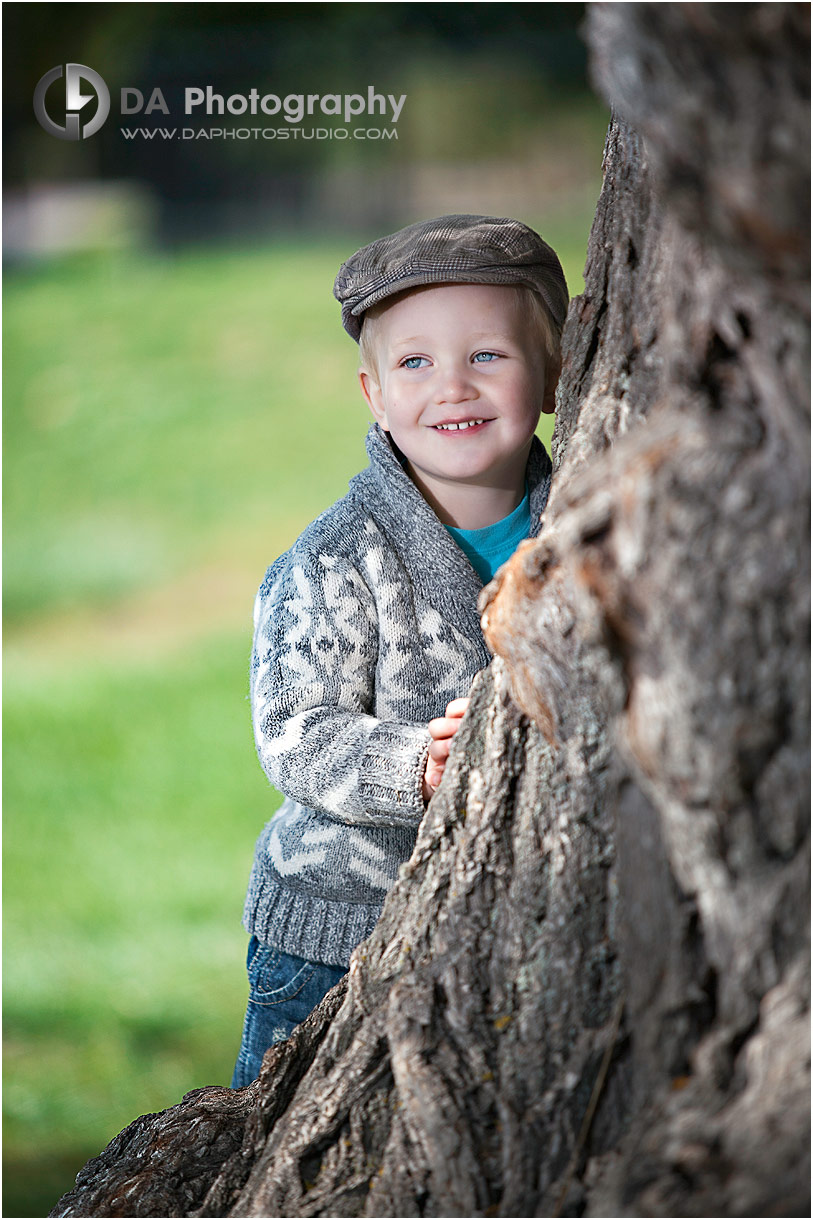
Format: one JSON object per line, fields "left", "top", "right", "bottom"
{"left": 242, "top": 423, "right": 553, "bottom": 966}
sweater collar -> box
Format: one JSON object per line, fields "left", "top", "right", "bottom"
{"left": 350, "top": 424, "right": 552, "bottom": 647}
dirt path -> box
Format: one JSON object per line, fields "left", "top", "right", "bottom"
{"left": 5, "top": 557, "right": 259, "bottom": 669}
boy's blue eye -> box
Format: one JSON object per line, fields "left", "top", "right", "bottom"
{"left": 473, "top": 351, "right": 499, "bottom": 363}
{"left": 402, "top": 356, "right": 429, "bottom": 369}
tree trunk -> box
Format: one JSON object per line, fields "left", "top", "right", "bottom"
{"left": 52, "top": 4, "right": 810, "bottom": 1217}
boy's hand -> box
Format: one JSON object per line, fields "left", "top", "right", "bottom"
{"left": 422, "top": 698, "right": 470, "bottom": 802}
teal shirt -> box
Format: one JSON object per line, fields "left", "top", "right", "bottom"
{"left": 445, "top": 488, "right": 532, "bottom": 586}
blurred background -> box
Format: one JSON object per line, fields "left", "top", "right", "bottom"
{"left": 3, "top": 3, "right": 607, "bottom": 1214}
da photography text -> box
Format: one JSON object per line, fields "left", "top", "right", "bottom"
{"left": 33, "top": 65, "right": 406, "bottom": 142}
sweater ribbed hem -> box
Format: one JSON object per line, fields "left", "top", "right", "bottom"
{"left": 243, "top": 873, "right": 383, "bottom": 968}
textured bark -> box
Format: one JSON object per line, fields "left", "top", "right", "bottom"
{"left": 53, "top": 4, "right": 809, "bottom": 1217}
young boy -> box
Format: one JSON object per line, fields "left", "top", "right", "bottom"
{"left": 231, "top": 214, "right": 568, "bottom": 1087}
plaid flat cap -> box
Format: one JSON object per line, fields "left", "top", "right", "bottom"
{"left": 334, "top": 213, "right": 569, "bottom": 342}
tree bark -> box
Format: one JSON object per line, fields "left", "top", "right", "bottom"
{"left": 52, "top": 4, "right": 810, "bottom": 1217}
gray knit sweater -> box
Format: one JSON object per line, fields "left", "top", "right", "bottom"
{"left": 242, "top": 423, "right": 552, "bottom": 966}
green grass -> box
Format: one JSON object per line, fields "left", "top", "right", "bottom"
{"left": 3, "top": 216, "right": 594, "bottom": 1216}
{"left": 3, "top": 635, "right": 278, "bottom": 1212}
{"left": 3, "top": 241, "right": 371, "bottom": 620}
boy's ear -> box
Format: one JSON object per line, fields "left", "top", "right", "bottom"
{"left": 540, "top": 354, "right": 562, "bottom": 415}
{"left": 359, "top": 369, "right": 389, "bottom": 429}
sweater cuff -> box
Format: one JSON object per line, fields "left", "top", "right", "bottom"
{"left": 359, "top": 722, "right": 431, "bottom": 821}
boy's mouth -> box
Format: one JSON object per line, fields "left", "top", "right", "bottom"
{"left": 431, "top": 418, "right": 488, "bottom": 431}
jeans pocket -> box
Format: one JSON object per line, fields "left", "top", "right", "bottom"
{"left": 248, "top": 943, "right": 316, "bottom": 1007}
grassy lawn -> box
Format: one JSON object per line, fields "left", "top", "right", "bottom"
{"left": 3, "top": 217, "right": 593, "bottom": 1216}
{"left": 3, "top": 635, "right": 277, "bottom": 1216}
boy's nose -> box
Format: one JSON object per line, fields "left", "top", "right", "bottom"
{"left": 436, "top": 366, "right": 476, "bottom": 404}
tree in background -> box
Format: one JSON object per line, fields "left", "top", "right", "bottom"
{"left": 4, "top": 3, "right": 598, "bottom": 243}
{"left": 52, "top": 4, "right": 809, "bottom": 1216}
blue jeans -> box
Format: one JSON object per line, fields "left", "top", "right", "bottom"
{"left": 231, "top": 936, "right": 347, "bottom": 1088}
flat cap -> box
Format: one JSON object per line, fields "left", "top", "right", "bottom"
{"left": 334, "top": 213, "right": 569, "bottom": 342}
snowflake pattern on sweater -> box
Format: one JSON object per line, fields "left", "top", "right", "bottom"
{"left": 242, "top": 423, "right": 552, "bottom": 966}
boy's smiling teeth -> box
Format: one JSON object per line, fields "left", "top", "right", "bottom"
{"left": 433, "top": 419, "right": 486, "bottom": 430}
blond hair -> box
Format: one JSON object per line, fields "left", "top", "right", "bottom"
{"left": 358, "top": 283, "right": 561, "bottom": 383}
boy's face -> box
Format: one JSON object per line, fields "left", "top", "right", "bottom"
{"left": 359, "top": 283, "right": 558, "bottom": 501}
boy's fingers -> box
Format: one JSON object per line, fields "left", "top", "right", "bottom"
{"left": 428, "top": 737, "right": 452, "bottom": 762}
{"left": 428, "top": 715, "right": 464, "bottom": 739}
{"left": 428, "top": 699, "right": 470, "bottom": 738}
